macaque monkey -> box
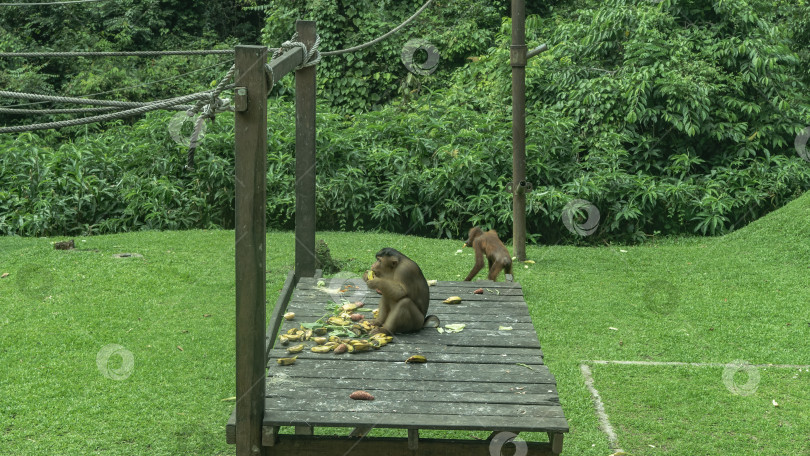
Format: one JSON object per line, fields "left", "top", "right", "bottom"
{"left": 463, "top": 227, "right": 513, "bottom": 281}
{"left": 364, "top": 248, "right": 439, "bottom": 335}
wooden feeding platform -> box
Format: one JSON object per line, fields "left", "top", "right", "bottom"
{"left": 226, "top": 273, "right": 568, "bottom": 455}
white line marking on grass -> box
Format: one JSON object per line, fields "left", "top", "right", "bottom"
{"left": 586, "top": 360, "right": 810, "bottom": 369}
{"left": 579, "top": 363, "right": 623, "bottom": 453}
{"left": 581, "top": 360, "right": 810, "bottom": 451}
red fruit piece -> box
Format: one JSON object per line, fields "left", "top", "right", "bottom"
{"left": 349, "top": 390, "right": 375, "bottom": 401}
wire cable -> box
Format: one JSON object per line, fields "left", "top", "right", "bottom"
{"left": 322, "top": 0, "right": 434, "bottom": 56}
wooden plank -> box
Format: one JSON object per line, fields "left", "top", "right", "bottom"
{"left": 233, "top": 44, "right": 269, "bottom": 456}
{"left": 280, "top": 311, "right": 536, "bottom": 324}
{"left": 265, "top": 376, "right": 558, "bottom": 396}
{"left": 267, "top": 347, "right": 544, "bottom": 364}
{"left": 294, "top": 20, "right": 317, "bottom": 277}
{"left": 255, "top": 435, "right": 559, "bottom": 455}
{"left": 266, "top": 389, "right": 560, "bottom": 406}
{"left": 263, "top": 410, "right": 569, "bottom": 433}
{"left": 265, "top": 395, "right": 564, "bottom": 422}
{"left": 265, "top": 270, "right": 298, "bottom": 358}
{"left": 263, "top": 397, "right": 563, "bottom": 418}
{"left": 269, "top": 362, "right": 554, "bottom": 383}
{"left": 266, "top": 46, "right": 304, "bottom": 87}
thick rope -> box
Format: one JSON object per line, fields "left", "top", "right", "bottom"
{"left": 184, "top": 64, "right": 237, "bottom": 170}
{"left": 0, "top": 90, "right": 201, "bottom": 108}
{"left": 0, "top": 87, "right": 232, "bottom": 134}
{"left": 0, "top": 0, "right": 106, "bottom": 5}
{"left": 0, "top": 105, "right": 192, "bottom": 114}
{"left": 321, "top": 0, "right": 434, "bottom": 56}
{"left": 0, "top": 50, "right": 238, "bottom": 58}
{"left": 272, "top": 33, "right": 321, "bottom": 68}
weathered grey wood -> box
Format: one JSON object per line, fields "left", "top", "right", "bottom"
{"left": 408, "top": 429, "right": 419, "bottom": 450}
{"left": 294, "top": 19, "right": 317, "bottom": 278}
{"left": 262, "top": 411, "right": 569, "bottom": 433}
{"left": 265, "top": 270, "right": 299, "bottom": 357}
{"left": 233, "top": 44, "right": 268, "bottom": 456}
{"left": 268, "top": 345, "right": 544, "bottom": 364}
{"left": 511, "top": 0, "right": 528, "bottom": 261}
{"left": 262, "top": 426, "right": 279, "bottom": 447}
{"left": 266, "top": 45, "right": 304, "bottom": 87}
{"left": 548, "top": 432, "right": 564, "bottom": 455}
{"left": 267, "top": 389, "right": 560, "bottom": 406}
{"left": 270, "top": 363, "right": 554, "bottom": 386}
{"left": 265, "top": 376, "right": 557, "bottom": 395}
{"left": 226, "top": 408, "right": 236, "bottom": 444}
{"left": 254, "top": 435, "right": 558, "bottom": 455}
{"left": 231, "top": 278, "right": 568, "bottom": 452}
{"left": 263, "top": 397, "right": 563, "bottom": 418}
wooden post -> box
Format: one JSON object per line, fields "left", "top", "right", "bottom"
{"left": 511, "top": 0, "right": 528, "bottom": 261}
{"left": 234, "top": 45, "right": 268, "bottom": 456}
{"left": 295, "top": 20, "right": 317, "bottom": 277}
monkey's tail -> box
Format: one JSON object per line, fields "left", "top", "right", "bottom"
{"left": 423, "top": 315, "right": 440, "bottom": 328}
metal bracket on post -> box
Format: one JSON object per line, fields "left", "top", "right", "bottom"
{"left": 510, "top": 44, "right": 528, "bottom": 67}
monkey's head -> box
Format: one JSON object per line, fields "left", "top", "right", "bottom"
{"left": 371, "top": 248, "right": 405, "bottom": 278}
{"left": 464, "top": 227, "right": 484, "bottom": 247}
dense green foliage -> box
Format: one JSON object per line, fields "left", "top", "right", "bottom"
{"left": 1, "top": 0, "right": 810, "bottom": 242}
{"left": 0, "top": 0, "right": 260, "bottom": 126}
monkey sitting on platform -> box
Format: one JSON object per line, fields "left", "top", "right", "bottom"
{"left": 364, "top": 248, "right": 439, "bottom": 335}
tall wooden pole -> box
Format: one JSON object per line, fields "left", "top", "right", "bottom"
{"left": 234, "top": 45, "right": 268, "bottom": 456}
{"left": 295, "top": 20, "right": 317, "bottom": 277}
{"left": 511, "top": 0, "right": 528, "bottom": 261}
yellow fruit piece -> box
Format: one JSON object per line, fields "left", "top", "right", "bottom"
{"left": 328, "top": 316, "right": 350, "bottom": 326}
{"left": 405, "top": 355, "right": 427, "bottom": 363}
{"left": 286, "top": 344, "right": 305, "bottom": 354}
{"left": 313, "top": 337, "right": 327, "bottom": 345}
{"left": 443, "top": 296, "right": 462, "bottom": 304}
{"left": 283, "top": 312, "right": 295, "bottom": 320}
{"left": 368, "top": 270, "right": 374, "bottom": 280}
{"left": 310, "top": 345, "right": 332, "bottom": 353}
{"left": 276, "top": 356, "right": 297, "bottom": 366}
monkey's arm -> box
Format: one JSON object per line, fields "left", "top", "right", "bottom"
{"left": 367, "top": 278, "right": 407, "bottom": 301}
{"left": 464, "top": 239, "right": 486, "bottom": 281}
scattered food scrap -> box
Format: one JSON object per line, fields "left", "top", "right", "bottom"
{"left": 349, "top": 390, "right": 374, "bottom": 401}
{"left": 405, "top": 355, "right": 427, "bottom": 363}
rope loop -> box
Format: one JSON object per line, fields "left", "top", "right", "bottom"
{"left": 272, "top": 32, "right": 321, "bottom": 69}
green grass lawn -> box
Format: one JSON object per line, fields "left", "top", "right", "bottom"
{"left": 1, "top": 192, "right": 808, "bottom": 455}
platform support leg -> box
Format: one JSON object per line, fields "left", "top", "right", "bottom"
{"left": 548, "top": 432, "right": 564, "bottom": 454}
{"left": 408, "top": 429, "right": 419, "bottom": 450}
